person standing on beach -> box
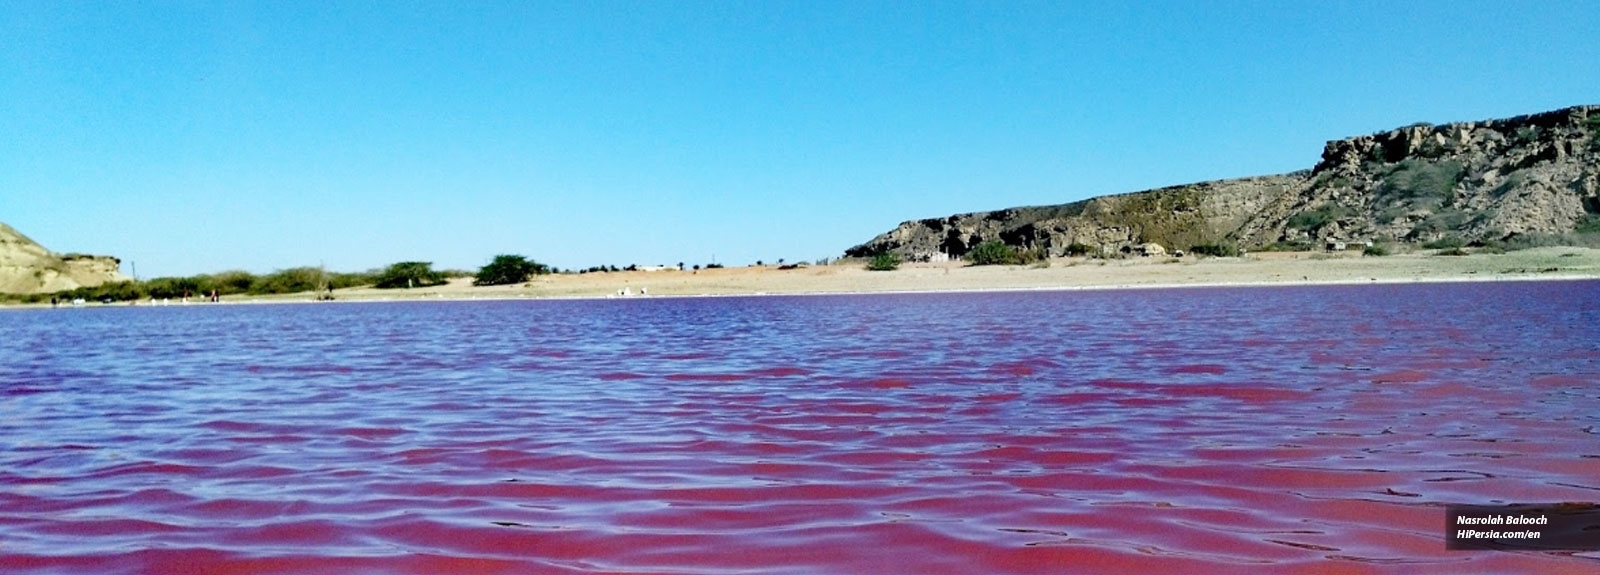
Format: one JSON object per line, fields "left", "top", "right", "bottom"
{"left": 51, "top": 296, "right": 58, "bottom": 308}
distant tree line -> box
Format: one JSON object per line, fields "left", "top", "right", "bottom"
{"left": 473, "top": 255, "right": 550, "bottom": 286}
{"left": 5, "top": 251, "right": 867, "bottom": 304}
{"left": 7, "top": 261, "right": 472, "bottom": 304}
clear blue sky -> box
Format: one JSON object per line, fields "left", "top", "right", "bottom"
{"left": 3, "top": 1, "right": 1597, "bottom": 277}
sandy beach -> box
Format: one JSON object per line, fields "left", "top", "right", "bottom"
{"left": 193, "top": 246, "right": 1600, "bottom": 304}
{"left": 9, "top": 247, "right": 1598, "bottom": 308}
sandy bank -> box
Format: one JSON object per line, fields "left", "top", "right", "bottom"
{"left": 219, "top": 247, "right": 1600, "bottom": 304}
{"left": 8, "top": 247, "right": 1599, "bottom": 309}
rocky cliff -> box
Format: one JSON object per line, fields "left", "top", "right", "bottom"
{"left": 0, "top": 222, "right": 126, "bottom": 294}
{"left": 847, "top": 105, "right": 1600, "bottom": 259}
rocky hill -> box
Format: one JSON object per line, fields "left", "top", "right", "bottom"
{"left": 847, "top": 105, "right": 1600, "bottom": 259}
{"left": 0, "top": 222, "right": 125, "bottom": 294}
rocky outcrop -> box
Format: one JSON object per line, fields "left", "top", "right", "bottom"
{"left": 845, "top": 174, "right": 1304, "bottom": 259}
{"left": 848, "top": 105, "right": 1600, "bottom": 258}
{"left": 0, "top": 222, "right": 126, "bottom": 294}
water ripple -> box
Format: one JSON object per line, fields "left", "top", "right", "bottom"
{"left": 2, "top": 282, "right": 1599, "bottom": 573}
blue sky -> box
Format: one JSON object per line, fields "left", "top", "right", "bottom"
{"left": 3, "top": 1, "right": 1597, "bottom": 277}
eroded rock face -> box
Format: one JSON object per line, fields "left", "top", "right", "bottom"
{"left": 848, "top": 105, "right": 1600, "bottom": 258}
{"left": 845, "top": 175, "right": 1305, "bottom": 260}
{"left": 0, "top": 222, "right": 126, "bottom": 294}
{"left": 1237, "top": 105, "right": 1600, "bottom": 246}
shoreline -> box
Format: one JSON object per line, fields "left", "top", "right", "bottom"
{"left": 7, "top": 247, "right": 1599, "bottom": 309}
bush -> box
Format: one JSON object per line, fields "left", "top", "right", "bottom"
{"left": 35, "top": 265, "right": 380, "bottom": 302}
{"left": 1261, "top": 240, "right": 1315, "bottom": 252}
{"left": 1577, "top": 214, "right": 1600, "bottom": 235}
{"left": 144, "top": 276, "right": 201, "bottom": 299}
{"left": 51, "top": 280, "right": 147, "bottom": 303}
{"left": 1286, "top": 203, "right": 1355, "bottom": 232}
{"left": 1422, "top": 237, "right": 1465, "bottom": 250}
{"left": 966, "top": 241, "right": 1015, "bottom": 265}
{"left": 375, "top": 261, "right": 446, "bottom": 289}
{"left": 200, "top": 270, "right": 258, "bottom": 295}
{"left": 1377, "top": 159, "right": 1464, "bottom": 208}
{"left": 1362, "top": 244, "right": 1390, "bottom": 256}
{"left": 328, "top": 271, "right": 377, "bottom": 290}
{"left": 474, "top": 254, "right": 548, "bottom": 286}
{"left": 1063, "top": 243, "right": 1094, "bottom": 257}
{"left": 966, "top": 241, "right": 1021, "bottom": 266}
{"left": 1409, "top": 209, "right": 1471, "bottom": 238}
{"left": 1492, "top": 231, "right": 1600, "bottom": 251}
{"left": 1435, "top": 247, "right": 1470, "bottom": 256}
{"left": 865, "top": 252, "right": 901, "bottom": 271}
{"left": 1189, "top": 242, "right": 1241, "bottom": 257}
{"left": 250, "top": 267, "right": 327, "bottom": 294}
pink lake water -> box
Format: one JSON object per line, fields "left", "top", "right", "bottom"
{"left": 3, "top": 281, "right": 1599, "bottom": 574}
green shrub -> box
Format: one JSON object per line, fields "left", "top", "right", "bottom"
{"left": 1376, "top": 205, "right": 1410, "bottom": 225}
{"left": 1409, "top": 209, "right": 1471, "bottom": 238}
{"left": 51, "top": 280, "right": 147, "bottom": 302}
{"left": 1189, "top": 242, "right": 1241, "bottom": 257}
{"left": 865, "top": 252, "right": 901, "bottom": 271}
{"left": 1495, "top": 232, "right": 1600, "bottom": 250}
{"left": 199, "top": 270, "right": 258, "bottom": 295}
{"left": 1577, "top": 215, "right": 1600, "bottom": 234}
{"left": 375, "top": 262, "right": 446, "bottom": 289}
{"left": 1435, "top": 247, "right": 1470, "bottom": 256}
{"left": 1286, "top": 203, "right": 1355, "bottom": 231}
{"left": 1022, "top": 247, "right": 1048, "bottom": 263}
{"left": 1422, "top": 237, "right": 1465, "bottom": 250}
{"left": 474, "top": 254, "right": 549, "bottom": 286}
{"left": 144, "top": 276, "right": 201, "bottom": 299}
{"left": 1063, "top": 243, "right": 1094, "bottom": 257}
{"left": 250, "top": 267, "right": 327, "bottom": 294}
{"left": 1313, "top": 172, "right": 1353, "bottom": 188}
{"left": 1377, "top": 158, "right": 1464, "bottom": 208}
{"left": 328, "top": 271, "right": 377, "bottom": 290}
{"left": 966, "top": 241, "right": 1023, "bottom": 266}
{"left": 1261, "top": 240, "right": 1315, "bottom": 252}
{"left": 1362, "top": 244, "right": 1390, "bottom": 256}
